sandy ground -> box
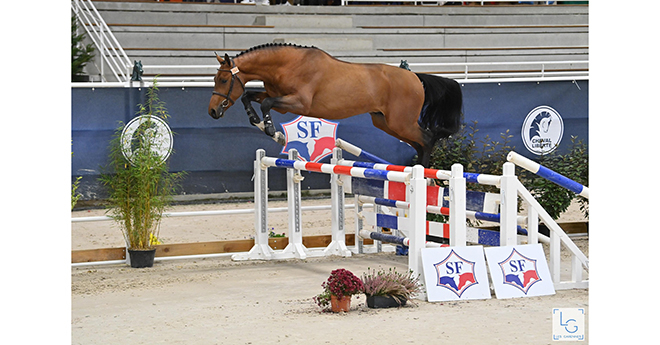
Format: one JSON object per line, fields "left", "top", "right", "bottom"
{"left": 72, "top": 198, "right": 589, "bottom": 344}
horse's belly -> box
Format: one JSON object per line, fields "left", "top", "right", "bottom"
{"left": 308, "top": 90, "right": 379, "bottom": 119}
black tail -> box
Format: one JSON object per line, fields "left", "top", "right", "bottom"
{"left": 415, "top": 73, "right": 463, "bottom": 145}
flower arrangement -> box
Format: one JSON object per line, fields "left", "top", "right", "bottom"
{"left": 360, "top": 267, "right": 422, "bottom": 306}
{"left": 314, "top": 268, "right": 364, "bottom": 310}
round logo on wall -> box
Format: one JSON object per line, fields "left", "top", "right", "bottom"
{"left": 120, "top": 115, "right": 173, "bottom": 165}
{"left": 521, "top": 105, "right": 564, "bottom": 155}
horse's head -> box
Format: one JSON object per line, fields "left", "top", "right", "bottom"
{"left": 208, "top": 53, "right": 245, "bottom": 119}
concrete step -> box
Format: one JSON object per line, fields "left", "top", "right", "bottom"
{"left": 109, "top": 24, "right": 587, "bottom": 51}
{"left": 93, "top": 2, "right": 589, "bottom": 27}
{"left": 254, "top": 15, "right": 353, "bottom": 28}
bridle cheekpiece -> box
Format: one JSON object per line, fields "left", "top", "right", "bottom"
{"left": 212, "top": 56, "right": 245, "bottom": 112}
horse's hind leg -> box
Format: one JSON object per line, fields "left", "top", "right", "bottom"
{"left": 371, "top": 112, "right": 433, "bottom": 167}
{"left": 369, "top": 112, "right": 419, "bottom": 149}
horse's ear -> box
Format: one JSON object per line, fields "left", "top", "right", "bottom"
{"left": 215, "top": 52, "right": 223, "bottom": 64}
{"left": 224, "top": 53, "right": 231, "bottom": 64}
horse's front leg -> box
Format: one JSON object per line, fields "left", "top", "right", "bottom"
{"left": 260, "top": 94, "right": 311, "bottom": 138}
{"left": 241, "top": 91, "right": 268, "bottom": 126}
{"left": 259, "top": 97, "right": 280, "bottom": 137}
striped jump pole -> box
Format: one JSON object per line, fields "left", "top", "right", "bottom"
{"left": 260, "top": 157, "right": 411, "bottom": 183}
{"left": 338, "top": 159, "right": 501, "bottom": 186}
{"left": 359, "top": 229, "right": 410, "bottom": 247}
{"left": 334, "top": 138, "right": 500, "bottom": 185}
{"left": 507, "top": 151, "right": 589, "bottom": 199}
{"left": 335, "top": 138, "right": 393, "bottom": 164}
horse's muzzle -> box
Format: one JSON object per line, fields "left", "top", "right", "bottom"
{"left": 209, "top": 106, "right": 224, "bottom": 119}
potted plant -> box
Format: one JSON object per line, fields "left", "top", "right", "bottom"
{"left": 360, "top": 267, "right": 422, "bottom": 308}
{"left": 100, "top": 81, "right": 184, "bottom": 268}
{"left": 314, "top": 268, "right": 364, "bottom": 313}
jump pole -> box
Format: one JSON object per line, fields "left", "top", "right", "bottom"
{"left": 507, "top": 151, "right": 589, "bottom": 199}
{"left": 337, "top": 159, "right": 501, "bottom": 186}
{"left": 359, "top": 229, "right": 410, "bottom": 247}
{"left": 335, "top": 138, "right": 392, "bottom": 164}
{"left": 260, "top": 157, "right": 411, "bottom": 183}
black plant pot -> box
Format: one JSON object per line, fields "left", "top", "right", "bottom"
{"left": 128, "top": 248, "right": 156, "bottom": 268}
{"left": 366, "top": 295, "right": 407, "bottom": 309}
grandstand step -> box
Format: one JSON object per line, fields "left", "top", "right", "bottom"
{"left": 111, "top": 26, "right": 586, "bottom": 51}
{"left": 93, "top": 2, "right": 589, "bottom": 27}
{"left": 274, "top": 37, "right": 372, "bottom": 51}
{"left": 83, "top": 1, "right": 588, "bottom": 82}
{"left": 254, "top": 15, "right": 353, "bottom": 28}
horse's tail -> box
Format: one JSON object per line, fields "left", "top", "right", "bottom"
{"left": 415, "top": 73, "right": 463, "bottom": 145}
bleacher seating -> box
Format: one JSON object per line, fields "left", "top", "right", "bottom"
{"left": 84, "top": 1, "right": 588, "bottom": 80}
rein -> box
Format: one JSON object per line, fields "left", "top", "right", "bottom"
{"left": 212, "top": 57, "right": 245, "bottom": 110}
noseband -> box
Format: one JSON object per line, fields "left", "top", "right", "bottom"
{"left": 212, "top": 57, "right": 245, "bottom": 111}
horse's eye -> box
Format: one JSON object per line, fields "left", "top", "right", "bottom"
{"left": 220, "top": 79, "right": 228, "bottom": 84}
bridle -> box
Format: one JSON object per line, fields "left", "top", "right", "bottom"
{"left": 212, "top": 57, "right": 245, "bottom": 112}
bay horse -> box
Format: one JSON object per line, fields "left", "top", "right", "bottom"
{"left": 208, "top": 43, "right": 462, "bottom": 167}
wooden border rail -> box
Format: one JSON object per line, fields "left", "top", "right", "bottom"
{"left": 71, "top": 234, "right": 375, "bottom": 264}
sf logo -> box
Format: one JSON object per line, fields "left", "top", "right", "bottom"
{"left": 434, "top": 250, "right": 477, "bottom": 297}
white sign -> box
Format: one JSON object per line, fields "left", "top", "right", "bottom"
{"left": 484, "top": 244, "right": 555, "bottom": 299}
{"left": 421, "top": 246, "right": 491, "bottom": 302}
{"left": 120, "top": 115, "right": 173, "bottom": 165}
{"left": 280, "top": 116, "right": 338, "bottom": 163}
{"left": 521, "top": 105, "right": 564, "bottom": 155}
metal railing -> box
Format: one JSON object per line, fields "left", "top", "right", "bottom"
{"left": 71, "top": 59, "right": 587, "bottom": 88}
{"left": 403, "top": 60, "right": 588, "bottom": 80}
{"left": 71, "top": 0, "right": 132, "bottom": 82}
{"left": 340, "top": 0, "right": 559, "bottom": 5}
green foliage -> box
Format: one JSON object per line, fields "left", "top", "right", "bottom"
{"left": 428, "top": 121, "right": 588, "bottom": 221}
{"left": 71, "top": 176, "right": 82, "bottom": 210}
{"left": 72, "top": 146, "right": 83, "bottom": 210}
{"left": 100, "top": 82, "right": 185, "bottom": 250}
{"left": 268, "top": 228, "right": 285, "bottom": 238}
{"left": 71, "top": 16, "right": 95, "bottom": 81}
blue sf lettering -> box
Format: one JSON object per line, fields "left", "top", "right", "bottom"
{"left": 297, "top": 121, "right": 322, "bottom": 139}
{"left": 509, "top": 260, "right": 526, "bottom": 272}
{"left": 445, "top": 261, "right": 464, "bottom": 275}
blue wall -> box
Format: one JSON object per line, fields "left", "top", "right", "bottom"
{"left": 71, "top": 80, "right": 588, "bottom": 200}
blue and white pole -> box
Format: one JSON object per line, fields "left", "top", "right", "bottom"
{"left": 507, "top": 151, "right": 589, "bottom": 199}
{"left": 335, "top": 138, "right": 393, "bottom": 164}
{"left": 359, "top": 229, "right": 410, "bottom": 247}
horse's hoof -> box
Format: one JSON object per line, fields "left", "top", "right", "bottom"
{"left": 248, "top": 112, "right": 260, "bottom": 126}
{"left": 265, "top": 123, "right": 276, "bottom": 137}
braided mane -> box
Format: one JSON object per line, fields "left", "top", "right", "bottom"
{"left": 235, "top": 43, "right": 318, "bottom": 58}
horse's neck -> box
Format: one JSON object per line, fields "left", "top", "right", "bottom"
{"left": 236, "top": 50, "right": 295, "bottom": 83}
